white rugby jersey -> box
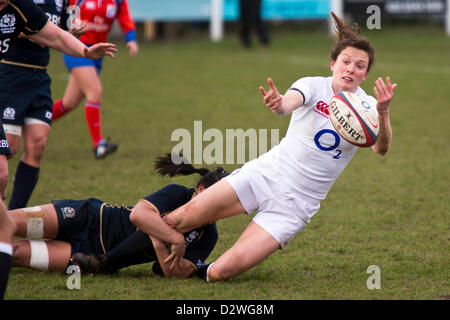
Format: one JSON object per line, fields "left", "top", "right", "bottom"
{"left": 244, "top": 76, "right": 377, "bottom": 217}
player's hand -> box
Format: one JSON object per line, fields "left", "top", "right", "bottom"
{"left": 374, "top": 76, "right": 397, "bottom": 114}
{"left": 259, "top": 78, "right": 283, "bottom": 112}
{"left": 164, "top": 232, "right": 186, "bottom": 271}
{"left": 85, "top": 42, "right": 118, "bottom": 59}
{"left": 127, "top": 41, "right": 139, "bottom": 57}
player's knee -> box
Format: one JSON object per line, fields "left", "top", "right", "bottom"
{"left": 12, "top": 240, "right": 30, "bottom": 267}
{"left": 86, "top": 86, "right": 103, "bottom": 102}
{"left": 28, "top": 135, "right": 48, "bottom": 160}
{"left": 0, "top": 210, "right": 16, "bottom": 238}
{"left": 209, "top": 263, "right": 234, "bottom": 281}
{"left": 8, "top": 144, "right": 19, "bottom": 158}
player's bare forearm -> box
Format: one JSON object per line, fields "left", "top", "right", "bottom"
{"left": 372, "top": 77, "right": 396, "bottom": 155}
{"left": 29, "top": 21, "right": 86, "bottom": 57}
{"left": 150, "top": 236, "right": 195, "bottom": 278}
{"left": 260, "top": 78, "right": 304, "bottom": 116}
{"left": 371, "top": 110, "right": 392, "bottom": 155}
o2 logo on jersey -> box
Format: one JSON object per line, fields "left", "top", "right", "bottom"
{"left": 314, "top": 129, "right": 342, "bottom": 159}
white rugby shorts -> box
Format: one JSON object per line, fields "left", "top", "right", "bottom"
{"left": 224, "top": 164, "right": 320, "bottom": 248}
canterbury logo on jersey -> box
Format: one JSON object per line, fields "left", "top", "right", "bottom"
{"left": 314, "top": 101, "right": 330, "bottom": 119}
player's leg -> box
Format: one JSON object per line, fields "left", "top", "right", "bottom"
{"left": 68, "top": 66, "right": 104, "bottom": 148}
{"left": 4, "top": 130, "right": 21, "bottom": 158}
{"left": 254, "top": 0, "right": 269, "bottom": 46}
{"left": 71, "top": 230, "right": 154, "bottom": 273}
{"left": 63, "top": 66, "right": 117, "bottom": 158}
{"left": 12, "top": 239, "right": 72, "bottom": 272}
{"left": 239, "top": 0, "right": 251, "bottom": 47}
{"left": 10, "top": 204, "right": 59, "bottom": 239}
{"left": 10, "top": 197, "right": 71, "bottom": 273}
{"left": 163, "top": 179, "right": 247, "bottom": 233}
{"left": 206, "top": 221, "right": 280, "bottom": 281}
{"left": 8, "top": 123, "right": 50, "bottom": 210}
{"left": 0, "top": 199, "right": 16, "bottom": 299}
{"left": 52, "top": 73, "right": 85, "bottom": 120}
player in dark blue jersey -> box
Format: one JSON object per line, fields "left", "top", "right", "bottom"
{"left": 0, "top": 0, "right": 86, "bottom": 211}
{"left": 9, "top": 153, "right": 228, "bottom": 279}
{"left": 0, "top": 0, "right": 117, "bottom": 299}
{"left": 0, "top": 0, "right": 117, "bottom": 203}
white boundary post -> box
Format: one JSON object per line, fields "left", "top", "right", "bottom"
{"left": 329, "top": 0, "right": 344, "bottom": 35}
{"left": 210, "top": 0, "right": 223, "bottom": 42}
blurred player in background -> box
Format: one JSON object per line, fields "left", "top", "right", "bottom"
{"left": 52, "top": 0, "right": 139, "bottom": 159}
{"left": 158, "top": 13, "right": 397, "bottom": 282}
{"left": 10, "top": 153, "right": 227, "bottom": 279}
{"left": 239, "top": 0, "right": 270, "bottom": 48}
{"left": 0, "top": 0, "right": 117, "bottom": 299}
{"left": 0, "top": 0, "right": 86, "bottom": 211}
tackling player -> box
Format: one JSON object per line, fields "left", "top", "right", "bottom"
{"left": 10, "top": 153, "right": 227, "bottom": 279}
{"left": 52, "top": 0, "right": 139, "bottom": 159}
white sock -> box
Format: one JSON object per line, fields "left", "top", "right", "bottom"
{"left": 205, "top": 262, "right": 215, "bottom": 282}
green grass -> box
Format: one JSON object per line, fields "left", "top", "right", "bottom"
{"left": 4, "top": 24, "right": 449, "bottom": 300}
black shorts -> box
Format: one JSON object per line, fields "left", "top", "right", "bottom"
{"left": 0, "top": 63, "right": 53, "bottom": 127}
{"left": 52, "top": 198, "right": 104, "bottom": 256}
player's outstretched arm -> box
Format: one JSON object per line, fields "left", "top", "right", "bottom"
{"left": 28, "top": 21, "right": 117, "bottom": 59}
{"left": 371, "top": 76, "right": 397, "bottom": 156}
{"left": 259, "top": 78, "right": 304, "bottom": 116}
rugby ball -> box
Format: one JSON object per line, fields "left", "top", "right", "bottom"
{"left": 329, "top": 91, "right": 379, "bottom": 147}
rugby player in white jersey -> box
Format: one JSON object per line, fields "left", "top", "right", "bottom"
{"left": 135, "top": 12, "right": 398, "bottom": 282}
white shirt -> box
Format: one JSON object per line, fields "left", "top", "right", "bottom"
{"left": 243, "top": 76, "right": 377, "bottom": 221}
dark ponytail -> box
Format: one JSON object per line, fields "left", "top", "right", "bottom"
{"left": 154, "top": 153, "right": 228, "bottom": 189}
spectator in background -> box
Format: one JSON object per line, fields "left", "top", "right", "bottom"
{"left": 239, "top": 0, "right": 270, "bottom": 48}
{"left": 52, "top": 0, "right": 139, "bottom": 159}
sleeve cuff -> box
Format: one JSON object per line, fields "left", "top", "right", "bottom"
{"left": 125, "top": 30, "right": 137, "bottom": 43}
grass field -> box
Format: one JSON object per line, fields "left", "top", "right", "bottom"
{"left": 4, "top": 23, "right": 449, "bottom": 300}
